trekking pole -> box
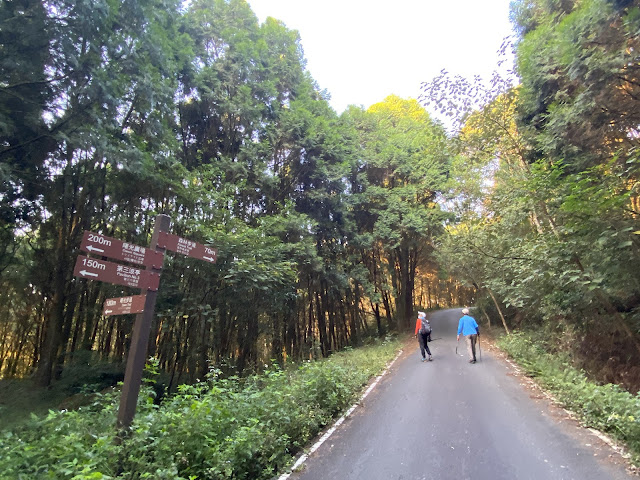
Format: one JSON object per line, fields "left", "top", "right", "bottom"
{"left": 455, "top": 337, "right": 458, "bottom": 355}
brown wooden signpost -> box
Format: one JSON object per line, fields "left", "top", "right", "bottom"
{"left": 73, "top": 215, "right": 217, "bottom": 430}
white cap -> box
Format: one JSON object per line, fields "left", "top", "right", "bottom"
{"left": 418, "top": 311, "right": 426, "bottom": 319}
{"left": 462, "top": 308, "right": 469, "bottom": 315}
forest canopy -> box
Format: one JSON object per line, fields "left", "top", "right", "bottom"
{"left": 0, "top": 0, "right": 464, "bottom": 389}
{"left": 1, "top": 0, "right": 639, "bottom": 395}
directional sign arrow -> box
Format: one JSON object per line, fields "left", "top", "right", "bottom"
{"left": 85, "top": 245, "right": 104, "bottom": 253}
{"left": 79, "top": 270, "right": 99, "bottom": 277}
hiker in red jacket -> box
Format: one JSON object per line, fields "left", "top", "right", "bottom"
{"left": 414, "top": 311, "right": 432, "bottom": 362}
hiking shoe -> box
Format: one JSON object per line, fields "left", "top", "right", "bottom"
{"left": 421, "top": 357, "right": 426, "bottom": 362}
{"left": 428, "top": 356, "right": 433, "bottom": 361}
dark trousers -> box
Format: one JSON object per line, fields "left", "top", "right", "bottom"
{"left": 418, "top": 332, "right": 431, "bottom": 359}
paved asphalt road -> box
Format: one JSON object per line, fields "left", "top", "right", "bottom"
{"left": 284, "top": 308, "right": 634, "bottom": 480}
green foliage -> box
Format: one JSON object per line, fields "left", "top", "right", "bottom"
{"left": 0, "top": 337, "right": 401, "bottom": 479}
{"left": 499, "top": 332, "right": 640, "bottom": 463}
{"left": 2, "top": 0, "right": 416, "bottom": 386}
{"left": 0, "top": 389, "right": 123, "bottom": 480}
{"left": 514, "top": 0, "right": 640, "bottom": 171}
{"left": 343, "top": 96, "right": 453, "bottom": 327}
{"left": 430, "top": 12, "right": 640, "bottom": 348}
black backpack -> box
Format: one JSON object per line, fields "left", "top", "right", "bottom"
{"left": 419, "top": 318, "right": 431, "bottom": 335}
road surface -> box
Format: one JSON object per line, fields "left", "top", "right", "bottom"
{"left": 284, "top": 308, "right": 634, "bottom": 480}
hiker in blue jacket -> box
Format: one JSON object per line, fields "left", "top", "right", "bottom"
{"left": 457, "top": 308, "right": 479, "bottom": 364}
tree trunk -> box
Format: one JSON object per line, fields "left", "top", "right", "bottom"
{"left": 237, "top": 306, "right": 258, "bottom": 372}
{"left": 371, "top": 300, "right": 383, "bottom": 336}
{"left": 54, "top": 285, "right": 79, "bottom": 379}
{"left": 480, "top": 306, "right": 492, "bottom": 328}
{"left": 315, "top": 290, "right": 328, "bottom": 357}
{"left": 487, "top": 288, "right": 510, "bottom": 335}
{"left": 351, "top": 283, "right": 360, "bottom": 345}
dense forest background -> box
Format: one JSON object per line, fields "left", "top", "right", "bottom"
{"left": 1, "top": 0, "right": 639, "bottom": 395}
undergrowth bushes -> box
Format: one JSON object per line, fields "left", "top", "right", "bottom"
{"left": 498, "top": 332, "right": 640, "bottom": 465}
{"left": 0, "top": 336, "right": 400, "bottom": 480}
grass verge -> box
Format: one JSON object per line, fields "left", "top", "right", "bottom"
{"left": 0, "top": 334, "right": 402, "bottom": 480}
{"left": 497, "top": 332, "right": 640, "bottom": 466}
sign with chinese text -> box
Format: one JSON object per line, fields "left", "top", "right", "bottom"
{"left": 80, "top": 231, "right": 164, "bottom": 267}
{"left": 74, "top": 255, "right": 160, "bottom": 290}
{"left": 103, "top": 295, "right": 147, "bottom": 316}
{"left": 157, "top": 232, "right": 217, "bottom": 263}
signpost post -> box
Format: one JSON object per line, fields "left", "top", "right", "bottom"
{"left": 115, "top": 214, "right": 170, "bottom": 430}
{"left": 73, "top": 216, "right": 217, "bottom": 430}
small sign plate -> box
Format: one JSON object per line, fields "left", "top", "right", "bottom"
{"left": 103, "top": 295, "right": 147, "bottom": 316}
{"left": 157, "top": 232, "right": 217, "bottom": 263}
